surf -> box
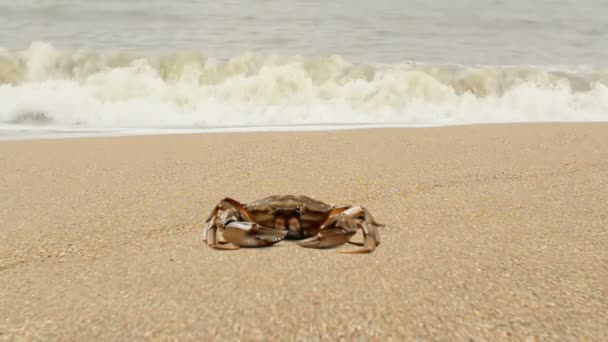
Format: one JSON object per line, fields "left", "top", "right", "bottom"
{"left": 1, "top": 42, "right": 607, "bottom": 135}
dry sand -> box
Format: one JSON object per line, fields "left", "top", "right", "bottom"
{"left": 1, "top": 123, "right": 607, "bottom": 341}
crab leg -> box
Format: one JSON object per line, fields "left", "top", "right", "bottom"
{"left": 339, "top": 221, "right": 380, "bottom": 254}
{"left": 297, "top": 206, "right": 383, "bottom": 254}
{"left": 204, "top": 220, "right": 240, "bottom": 250}
{"left": 204, "top": 198, "right": 287, "bottom": 250}
{"left": 202, "top": 203, "right": 237, "bottom": 249}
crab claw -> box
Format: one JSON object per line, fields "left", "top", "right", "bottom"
{"left": 298, "top": 229, "right": 378, "bottom": 254}
{"left": 296, "top": 228, "right": 352, "bottom": 249}
{"left": 250, "top": 226, "right": 289, "bottom": 244}
{"left": 299, "top": 206, "right": 382, "bottom": 254}
{"left": 223, "top": 221, "right": 287, "bottom": 247}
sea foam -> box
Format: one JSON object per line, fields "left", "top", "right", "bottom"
{"left": 1, "top": 42, "right": 607, "bottom": 133}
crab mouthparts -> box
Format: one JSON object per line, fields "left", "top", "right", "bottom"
{"left": 288, "top": 217, "right": 301, "bottom": 232}
{"left": 274, "top": 216, "right": 301, "bottom": 233}
{"left": 274, "top": 217, "right": 287, "bottom": 230}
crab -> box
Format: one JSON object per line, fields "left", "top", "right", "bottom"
{"left": 203, "top": 195, "right": 384, "bottom": 254}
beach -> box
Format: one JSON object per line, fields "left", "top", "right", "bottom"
{"left": 2, "top": 0, "right": 607, "bottom": 339}
{"left": 1, "top": 123, "right": 606, "bottom": 340}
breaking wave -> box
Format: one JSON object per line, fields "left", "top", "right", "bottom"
{"left": 1, "top": 42, "right": 607, "bottom": 129}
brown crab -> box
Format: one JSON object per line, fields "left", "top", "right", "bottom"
{"left": 203, "top": 195, "right": 384, "bottom": 254}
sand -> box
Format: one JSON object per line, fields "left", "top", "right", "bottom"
{"left": 1, "top": 123, "right": 607, "bottom": 341}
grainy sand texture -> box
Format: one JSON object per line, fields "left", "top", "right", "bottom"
{"left": 1, "top": 124, "right": 607, "bottom": 341}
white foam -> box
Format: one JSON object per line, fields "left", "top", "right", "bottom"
{"left": 1, "top": 42, "right": 607, "bottom": 139}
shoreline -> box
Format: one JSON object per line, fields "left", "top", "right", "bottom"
{"left": 1, "top": 121, "right": 607, "bottom": 142}
{"left": 1, "top": 123, "right": 607, "bottom": 340}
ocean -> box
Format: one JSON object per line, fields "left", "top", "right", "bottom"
{"left": 1, "top": 0, "right": 607, "bottom": 139}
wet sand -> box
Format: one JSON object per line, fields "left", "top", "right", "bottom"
{"left": 1, "top": 123, "right": 607, "bottom": 340}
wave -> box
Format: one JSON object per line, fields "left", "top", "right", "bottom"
{"left": 1, "top": 42, "right": 607, "bottom": 129}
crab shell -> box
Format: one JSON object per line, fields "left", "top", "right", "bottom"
{"left": 243, "top": 195, "right": 336, "bottom": 238}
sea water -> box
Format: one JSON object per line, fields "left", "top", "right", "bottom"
{"left": 0, "top": 0, "right": 607, "bottom": 139}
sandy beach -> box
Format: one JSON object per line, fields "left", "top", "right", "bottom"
{"left": 1, "top": 123, "right": 606, "bottom": 341}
